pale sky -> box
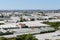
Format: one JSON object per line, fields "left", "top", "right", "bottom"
{"left": 0, "top": 0, "right": 60, "bottom": 10}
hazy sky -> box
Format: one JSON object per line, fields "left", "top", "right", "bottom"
{"left": 0, "top": 0, "right": 60, "bottom": 10}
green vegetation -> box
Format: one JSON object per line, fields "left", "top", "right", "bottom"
{"left": 43, "top": 21, "right": 60, "bottom": 30}
{"left": 0, "top": 34, "right": 38, "bottom": 40}
{"left": 0, "top": 37, "right": 7, "bottom": 40}
{"left": 56, "top": 39, "right": 60, "bottom": 40}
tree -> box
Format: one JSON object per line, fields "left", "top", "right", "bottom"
{"left": 0, "top": 34, "right": 38, "bottom": 40}
{"left": 43, "top": 22, "right": 60, "bottom": 30}
{"left": 25, "top": 34, "right": 38, "bottom": 40}
{"left": 0, "top": 37, "right": 7, "bottom": 40}
{"left": 17, "top": 34, "right": 38, "bottom": 40}
{"left": 17, "top": 34, "right": 26, "bottom": 40}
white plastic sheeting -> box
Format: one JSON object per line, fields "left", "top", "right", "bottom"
{"left": 19, "top": 21, "right": 49, "bottom": 27}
